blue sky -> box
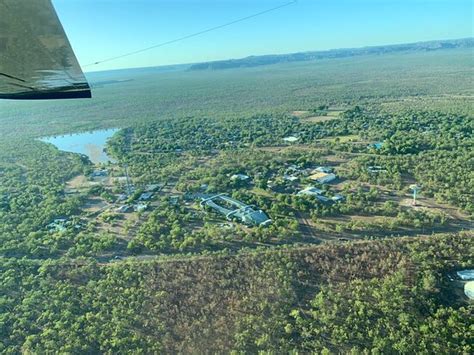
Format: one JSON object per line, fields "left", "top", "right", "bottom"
{"left": 53, "top": 0, "right": 473, "bottom": 72}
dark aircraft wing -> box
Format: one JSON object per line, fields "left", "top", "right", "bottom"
{"left": 0, "top": 0, "right": 91, "bottom": 100}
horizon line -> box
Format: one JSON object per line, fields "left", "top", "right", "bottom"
{"left": 83, "top": 36, "right": 473, "bottom": 74}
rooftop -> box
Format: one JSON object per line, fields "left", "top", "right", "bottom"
{"left": 465, "top": 281, "right": 474, "bottom": 300}
{"left": 370, "top": 142, "right": 384, "bottom": 150}
{"left": 134, "top": 203, "right": 148, "bottom": 212}
{"left": 116, "top": 205, "right": 133, "bottom": 213}
{"left": 91, "top": 169, "right": 108, "bottom": 177}
{"left": 309, "top": 172, "right": 337, "bottom": 183}
{"left": 457, "top": 270, "right": 474, "bottom": 280}
{"left": 145, "top": 183, "right": 163, "bottom": 192}
{"left": 297, "top": 186, "right": 323, "bottom": 196}
{"left": 201, "top": 194, "right": 271, "bottom": 227}
{"left": 314, "top": 166, "right": 332, "bottom": 173}
{"left": 283, "top": 136, "right": 299, "bottom": 142}
{"left": 139, "top": 192, "right": 153, "bottom": 201}
{"left": 241, "top": 208, "right": 272, "bottom": 226}
{"left": 231, "top": 174, "right": 250, "bottom": 181}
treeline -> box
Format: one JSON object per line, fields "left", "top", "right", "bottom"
{"left": 0, "top": 139, "right": 117, "bottom": 258}
{"left": 4, "top": 47, "right": 473, "bottom": 142}
{"left": 335, "top": 108, "right": 473, "bottom": 213}
{"left": 1, "top": 234, "right": 472, "bottom": 353}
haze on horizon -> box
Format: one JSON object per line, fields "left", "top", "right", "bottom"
{"left": 53, "top": 0, "right": 473, "bottom": 72}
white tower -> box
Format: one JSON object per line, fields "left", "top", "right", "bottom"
{"left": 409, "top": 184, "right": 421, "bottom": 206}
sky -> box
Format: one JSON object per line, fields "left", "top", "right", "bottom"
{"left": 52, "top": 0, "right": 474, "bottom": 72}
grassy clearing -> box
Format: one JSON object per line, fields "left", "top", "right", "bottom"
{"left": 319, "top": 134, "right": 360, "bottom": 143}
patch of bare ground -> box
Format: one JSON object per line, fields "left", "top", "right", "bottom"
{"left": 83, "top": 197, "right": 107, "bottom": 213}
{"left": 297, "top": 212, "right": 354, "bottom": 242}
{"left": 65, "top": 174, "right": 90, "bottom": 192}
{"left": 296, "top": 212, "right": 318, "bottom": 239}
{"left": 291, "top": 110, "right": 309, "bottom": 117}
{"left": 324, "top": 155, "right": 349, "bottom": 164}
{"left": 400, "top": 196, "right": 472, "bottom": 222}
{"left": 256, "top": 146, "right": 287, "bottom": 153}
{"left": 67, "top": 174, "right": 88, "bottom": 188}
{"left": 318, "top": 134, "right": 361, "bottom": 143}
{"left": 301, "top": 115, "right": 337, "bottom": 123}
{"left": 256, "top": 145, "right": 320, "bottom": 153}
{"left": 65, "top": 174, "right": 106, "bottom": 194}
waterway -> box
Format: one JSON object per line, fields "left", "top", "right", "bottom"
{"left": 40, "top": 128, "right": 118, "bottom": 164}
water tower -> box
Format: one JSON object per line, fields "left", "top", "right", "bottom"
{"left": 409, "top": 184, "right": 421, "bottom": 206}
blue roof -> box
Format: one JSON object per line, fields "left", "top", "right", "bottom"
{"left": 457, "top": 270, "right": 474, "bottom": 280}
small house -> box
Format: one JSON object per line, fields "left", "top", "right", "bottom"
{"left": 297, "top": 186, "right": 324, "bottom": 196}
{"left": 283, "top": 136, "right": 299, "bottom": 143}
{"left": 309, "top": 172, "right": 337, "bottom": 184}
{"left": 457, "top": 270, "right": 474, "bottom": 280}
{"left": 314, "top": 166, "right": 332, "bottom": 173}
{"left": 116, "top": 205, "right": 133, "bottom": 213}
{"left": 368, "top": 166, "right": 387, "bottom": 174}
{"left": 139, "top": 192, "right": 153, "bottom": 201}
{"left": 231, "top": 174, "right": 250, "bottom": 181}
{"left": 133, "top": 203, "right": 148, "bottom": 212}
{"left": 465, "top": 282, "right": 474, "bottom": 300}
{"left": 370, "top": 142, "right": 384, "bottom": 150}
{"left": 283, "top": 175, "right": 298, "bottom": 182}
{"left": 91, "top": 169, "right": 108, "bottom": 178}
{"left": 145, "top": 184, "right": 162, "bottom": 192}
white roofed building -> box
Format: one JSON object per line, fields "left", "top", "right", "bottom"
{"left": 231, "top": 174, "right": 250, "bottom": 181}
{"left": 283, "top": 136, "right": 299, "bottom": 143}
{"left": 297, "top": 186, "right": 324, "bottom": 196}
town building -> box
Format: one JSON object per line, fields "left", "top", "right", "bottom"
{"left": 457, "top": 270, "right": 474, "bottom": 280}
{"left": 283, "top": 175, "right": 298, "bottom": 182}
{"left": 145, "top": 184, "right": 162, "bottom": 192}
{"left": 134, "top": 203, "right": 148, "bottom": 212}
{"left": 297, "top": 186, "right": 324, "bottom": 196}
{"left": 456, "top": 270, "right": 474, "bottom": 300}
{"left": 368, "top": 166, "right": 387, "bottom": 174}
{"left": 116, "top": 205, "right": 133, "bottom": 213}
{"left": 297, "top": 187, "right": 344, "bottom": 203}
{"left": 465, "top": 282, "right": 474, "bottom": 300}
{"left": 309, "top": 172, "right": 337, "bottom": 184}
{"left": 47, "top": 218, "right": 68, "bottom": 232}
{"left": 139, "top": 192, "right": 153, "bottom": 201}
{"left": 200, "top": 194, "right": 271, "bottom": 227}
{"left": 231, "top": 174, "right": 250, "bottom": 181}
{"left": 283, "top": 136, "right": 299, "bottom": 143}
{"left": 91, "top": 169, "right": 107, "bottom": 178}
{"left": 314, "top": 166, "right": 332, "bottom": 173}
{"left": 331, "top": 194, "right": 345, "bottom": 202}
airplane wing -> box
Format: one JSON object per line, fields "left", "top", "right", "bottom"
{"left": 0, "top": 0, "right": 91, "bottom": 100}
